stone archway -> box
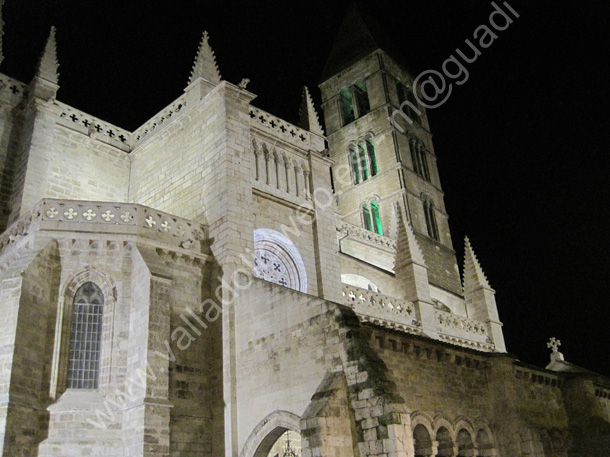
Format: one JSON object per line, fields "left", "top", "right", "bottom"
{"left": 240, "top": 411, "right": 301, "bottom": 457}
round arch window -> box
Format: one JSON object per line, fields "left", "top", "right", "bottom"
{"left": 253, "top": 228, "right": 307, "bottom": 293}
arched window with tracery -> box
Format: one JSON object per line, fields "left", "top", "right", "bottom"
{"left": 66, "top": 282, "right": 104, "bottom": 389}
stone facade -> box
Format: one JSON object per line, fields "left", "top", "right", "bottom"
{"left": 0, "top": 4, "right": 608, "bottom": 457}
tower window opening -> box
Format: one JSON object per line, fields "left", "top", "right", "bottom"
{"left": 410, "top": 139, "right": 430, "bottom": 181}
{"left": 423, "top": 198, "right": 439, "bottom": 241}
{"left": 362, "top": 199, "right": 383, "bottom": 235}
{"left": 340, "top": 87, "right": 355, "bottom": 125}
{"left": 396, "top": 77, "right": 421, "bottom": 124}
{"left": 358, "top": 142, "right": 369, "bottom": 181}
{"left": 349, "top": 145, "right": 361, "bottom": 184}
{"left": 354, "top": 79, "right": 370, "bottom": 117}
{"left": 339, "top": 80, "right": 371, "bottom": 126}
{"left": 366, "top": 139, "right": 378, "bottom": 176}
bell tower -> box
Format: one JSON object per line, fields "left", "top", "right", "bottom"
{"left": 319, "top": 4, "right": 462, "bottom": 295}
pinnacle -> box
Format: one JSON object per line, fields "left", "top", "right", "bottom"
{"left": 299, "top": 86, "right": 324, "bottom": 136}
{"left": 188, "top": 31, "right": 221, "bottom": 86}
{"left": 393, "top": 202, "right": 426, "bottom": 269}
{"left": 34, "top": 26, "right": 59, "bottom": 85}
{"left": 463, "top": 236, "right": 491, "bottom": 292}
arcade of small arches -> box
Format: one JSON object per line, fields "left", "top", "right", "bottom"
{"left": 245, "top": 411, "right": 504, "bottom": 457}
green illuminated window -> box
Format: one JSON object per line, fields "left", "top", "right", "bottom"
{"left": 366, "top": 139, "right": 378, "bottom": 176}
{"left": 358, "top": 142, "right": 369, "bottom": 181}
{"left": 371, "top": 200, "right": 383, "bottom": 235}
{"left": 362, "top": 205, "right": 373, "bottom": 232}
{"left": 354, "top": 80, "right": 370, "bottom": 116}
{"left": 349, "top": 145, "right": 361, "bottom": 184}
{"left": 340, "top": 87, "right": 355, "bottom": 125}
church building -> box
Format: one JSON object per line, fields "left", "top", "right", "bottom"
{"left": 0, "top": 4, "right": 608, "bottom": 457}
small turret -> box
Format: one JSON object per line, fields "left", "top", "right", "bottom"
{"left": 30, "top": 26, "right": 59, "bottom": 101}
{"left": 299, "top": 86, "right": 324, "bottom": 136}
{"left": 463, "top": 237, "right": 506, "bottom": 352}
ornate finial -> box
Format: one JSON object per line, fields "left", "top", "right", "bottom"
{"left": 34, "top": 26, "right": 59, "bottom": 85}
{"left": 238, "top": 78, "right": 250, "bottom": 90}
{"left": 463, "top": 236, "right": 492, "bottom": 293}
{"left": 299, "top": 86, "right": 325, "bottom": 136}
{"left": 547, "top": 337, "right": 564, "bottom": 362}
{"left": 188, "top": 31, "right": 221, "bottom": 86}
{"left": 393, "top": 202, "right": 426, "bottom": 269}
{"left": 547, "top": 337, "right": 561, "bottom": 353}
{"left": 0, "top": 0, "right": 5, "bottom": 68}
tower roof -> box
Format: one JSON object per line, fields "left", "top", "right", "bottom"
{"left": 320, "top": 3, "right": 406, "bottom": 83}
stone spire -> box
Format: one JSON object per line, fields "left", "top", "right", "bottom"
{"left": 30, "top": 26, "right": 59, "bottom": 100}
{"left": 393, "top": 202, "right": 426, "bottom": 270}
{"left": 188, "top": 31, "right": 221, "bottom": 86}
{"left": 463, "top": 236, "right": 491, "bottom": 293}
{"left": 462, "top": 236, "right": 506, "bottom": 352}
{"left": 0, "top": 0, "right": 5, "bottom": 68}
{"left": 299, "top": 86, "right": 324, "bottom": 136}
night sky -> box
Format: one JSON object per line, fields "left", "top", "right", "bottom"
{"left": 3, "top": 1, "right": 609, "bottom": 376}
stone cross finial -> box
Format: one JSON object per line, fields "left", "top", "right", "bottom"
{"left": 547, "top": 337, "right": 564, "bottom": 362}
{"left": 547, "top": 337, "right": 561, "bottom": 353}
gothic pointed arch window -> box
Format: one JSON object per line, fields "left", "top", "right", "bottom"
{"left": 362, "top": 198, "right": 383, "bottom": 235}
{"left": 67, "top": 282, "right": 104, "bottom": 389}
{"left": 422, "top": 196, "right": 439, "bottom": 241}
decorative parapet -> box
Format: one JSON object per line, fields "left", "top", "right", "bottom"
{"left": 249, "top": 107, "right": 324, "bottom": 152}
{"left": 56, "top": 101, "right": 131, "bottom": 150}
{"left": 132, "top": 95, "right": 187, "bottom": 146}
{"left": 435, "top": 310, "right": 495, "bottom": 351}
{"left": 435, "top": 311, "right": 488, "bottom": 336}
{"left": 0, "top": 199, "right": 207, "bottom": 257}
{"left": 341, "top": 283, "right": 421, "bottom": 334}
{"left": 0, "top": 74, "right": 27, "bottom": 104}
{"left": 337, "top": 221, "right": 397, "bottom": 252}
{"left": 514, "top": 366, "right": 563, "bottom": 387}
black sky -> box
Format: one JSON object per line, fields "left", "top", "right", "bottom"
{"left": 3, "top": 1, "right": 609, "bottom": 376}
